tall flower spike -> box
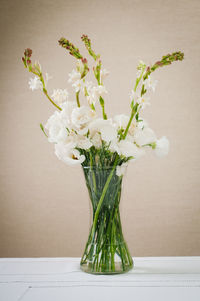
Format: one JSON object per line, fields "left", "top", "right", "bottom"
{"left": 81, "top": 34, "right": 107, "bottom": 119}
{"left": 24, "top": 48, "right": 32, "bottom": 57}
{"left": 81, "top": 34, "right": 99, "bottom": 61}
{"left": 143, "top": 51, "right": 184, "bottom": 80}
{"left": 122, "top": 51, "right": 184, "bottom": 140}
{"left": 58, "top": 37, "right": 83, "bottom": 59}
{"left": 22, "top": 48, "right": 61, "bottom": 111}
{"left": 58, "top": 37, "right": 89, "bottom": 79}
{"left": 22, "top": 48, "right": 33, "bottom": 68}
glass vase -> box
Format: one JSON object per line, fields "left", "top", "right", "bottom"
{"left": 80, "top": 165, "right": 133, "bottom": 274}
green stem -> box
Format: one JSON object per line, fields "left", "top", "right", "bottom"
{"left": 122, "top": 111, "right": 134, "bottom": 139}
{"left": 117, "top": 209, "right": 133, "bottom": 266}
{"left": 43, "top": 88, "right": 61, "bottom": 111}
{"left": 124, "top": 67, "right": 146, "bottom": 140}
{"left": 134, "top": 67, "right": 145, "bottom": 92}
{"left": 29, "top": 69, "right": 62, "bottom": 111}
{"left": 40, "top": 75, "right": 61, "bottom": 111}
{"left": 99, "top": 96, "right": 107, "bottom": 120}
{"left": 89, "top": 151, "right": 97, "bottom": 194}
{"left": 81, "top": 37, "right": 108, "bottom": 119}
{"left": 76, "top": 91, "right": 80, "bottom": 107}
{"left": 111, "top": 211, "right": 116, "bottom": 271}
{"left": 89, "top": 157, "right": 118, "bottom": 241}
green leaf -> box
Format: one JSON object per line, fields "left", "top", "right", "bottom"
{"left": 40, "top": 123, "right": 48, "bottom": 138}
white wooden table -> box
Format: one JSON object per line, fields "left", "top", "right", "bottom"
{"left": 0, "top": 257, "right": 200, "bottom": 300}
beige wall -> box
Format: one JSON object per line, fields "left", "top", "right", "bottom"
{"left": 0, "top": 0, "right": 200, "bottom": 257}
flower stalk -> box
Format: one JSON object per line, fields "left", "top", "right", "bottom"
{"left": 76, "top": 91, "right": 80, "bottom": 107}
{"left": 143, "top": 51, "right": 184, "bottom": 81}
{"left": 122, "top": 52, "right": 184, "bottom": 140}
{"left": 58, "top": 37, "right": 83, "bottom": 59}
{"left": 58, "top": 37, "right": 89, "bottom": 108}
{"left": 22, "top": 49, "right": 62, "bottom": 111}
{"left": 81, "top": 34, "right": 107, "bottom": 119}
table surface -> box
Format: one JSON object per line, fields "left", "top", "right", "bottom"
{"left": 0, "top": 257, "right": 200, "bottom": 301}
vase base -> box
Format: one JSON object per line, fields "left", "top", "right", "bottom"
{"left": 80, "top": 260, "right": 133, "bottom": 275}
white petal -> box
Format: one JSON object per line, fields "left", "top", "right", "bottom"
{"left": 116, "top": 163, "right": 128, "bottom": 177}
{"left": 155, "top": 136, "right": 169, "bottom": 157}
{"left": 91, "top": 132, "right": 102, "bottom": 148}
{"left": 113, "top": 114, "right": 129, "bottom": 129}
{"left": 118, "top": 140, "right": 145, "bottom": 159}
{"left": 55, "top": 143, "right": 85, "bottom": 165}
{"left": 51, "top": 89, "right": 69, "bottom": 105}
{"left": 135, "top": 127, "right": 157, "bottom": 146}
{"left": 76, "top": 136, "right": 92, "bottom": 150}
{"left": 28, "top": 77, "right": 42, "bottom": 91}
{"left": 71, "top": 106, "right": 96, "bottom": 129}
{"left": 100, "top": 125, "right": 118, "bottom": 143}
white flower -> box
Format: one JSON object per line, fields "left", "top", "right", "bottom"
{"left": 134, "top": 127, "right": 156, "bottom": 146}
{"left": 113, "top": 114, "right": 136, "bottom": 136}
{"left": 68, "top": 68, "right": 82, "bottom": 92}
{"left": 109, "top": 141, "right": 121, "bottom": 154}
{"left": 60, "top": 101, "right": 76, "bottom": 127}
{"left": 51, "top": 89, "right": 69, "bottom": 105}
{"left": 68, "top": 69, "right": 81, "bottom": 84}
{"left": 137, "top": 95, "right": 150, "bottom": 109}
{"left": 143, "top": 76, "right": 158, "bottom": 92}
{"left": 45, "top": 111, "right": 68, "bottom": 144}
{"left": 89, "top": 118, "right": 108, "bottom": 134}
{"left": 100, "top": 124, "right": 118, "bottom": 143}
{"left": 83, "top": 81, "right": 96, "bottom": 105}
{"left": 136, "top": 60, "right": 146, "bottom": 78}
{"left": 60, "top": 101, "right": 76, "bottom": 114}
{"left": 100, "top": 69, "right": 109, "bottom": 81}
{"left": 45, "top": 101, "right": 77, "bottom": 143}
{"left": 76, "top": 60, "right": 84, "bottom": 74}
{"left": 71, "top": 106, "right": 96, "bottom": 130}
{"left": 84, "top": 83, "right": 107, "bottom": 105}
{"left": 76, "top": 136, "right": 92, "bottom": 150}
{"left": 137, "top": 118, "right": 149, "bottom": 130}
{"left": 117, "top": 140, "right": 145, "bottom": 159}
{"left": 72, "top": 80, "right": 82, "bottom": 92}
{"left": 55, "top": 143, "right": 85, "bottom": 165}
{"left": 28, "top": 76, "right": 42, "bottom": 91}
{"left": 95, "top": 85, "right": 108, "bottom": 96}
{"left": 113, "top": 114, "right": 129, "bottom": 129}
{"left": 130, "top": 90, "right": 150, "bottom": 110}
{"left": 116, "top": 163, "right": 128, "bottom": 177}
{"left": 89, "top": 118, "right": 117, "bottom": 143}
{"left": 84, "top": 81, "right": 93, "bottom": 93}
{"left": 154, "top": 136, "right": 169, "bottom": 157}
{"left": 90, "top": 132, "right": 102, "bottom": 148}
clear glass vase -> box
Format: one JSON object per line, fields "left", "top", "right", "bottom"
{"left": 80, "top": 165, "right": 133, "bottom": 274}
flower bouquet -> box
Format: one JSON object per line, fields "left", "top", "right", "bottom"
{"left": 22, "top": 35, "right": 184, "bottom": 274}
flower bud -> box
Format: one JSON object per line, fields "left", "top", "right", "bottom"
{"left": 155, "top": 61, "right": 163, "bottom": 66}
{"left": 24, "top": 48, "right": 32, "bottom": 57}
{"left": 82, "top": 58, "right": 87, "bottom": 64}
